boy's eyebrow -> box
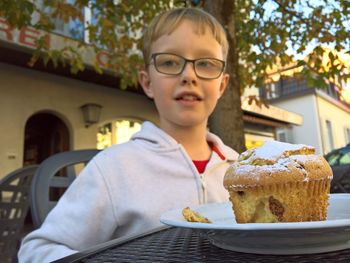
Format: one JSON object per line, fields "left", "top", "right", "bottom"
{"left": 153, "top": 49, "right": 222, "bottom": 58}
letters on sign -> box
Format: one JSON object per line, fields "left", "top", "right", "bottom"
{"left": 0, "top": 18, "right": 50, "bottom": 48}
{"left": 0, "top": 17, "right": 111, "bottom": 69}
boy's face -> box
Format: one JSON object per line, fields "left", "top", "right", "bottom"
{"left": 139, "top": 19, "right": 229, "bottom": 133}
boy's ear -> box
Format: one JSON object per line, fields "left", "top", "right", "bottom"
{"left": 218, "top": 73, "right": 230, "bottom": 98}
{"left": 138, "top": 70, "right": 154, "bottom": 98}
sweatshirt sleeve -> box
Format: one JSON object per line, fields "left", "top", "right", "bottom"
{"left": 18, "top": 160, "right": 118, "bottom": 263}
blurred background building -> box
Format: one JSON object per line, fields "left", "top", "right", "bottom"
{"left": 0, "top": 16, "right": 302, "bottom": 179}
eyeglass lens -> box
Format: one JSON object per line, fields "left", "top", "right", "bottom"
{"left": 153, "top": 53, "right": 224, "bottom": 79}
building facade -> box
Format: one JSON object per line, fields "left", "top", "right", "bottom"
{"left": 260, "top": 76, "right": 350, "bottom": 155}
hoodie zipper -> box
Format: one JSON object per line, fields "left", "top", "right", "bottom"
{"left": 199, "top": 173, "right": 206, "bottom": 203}
{"left": 179, "top": 144, "right": 227, "bottom": 205}
{"left": 201, "top": 160, "right": 229, "bottom": 204}
{"left": 178, "top": 145, "right": 206, "bottom": 204}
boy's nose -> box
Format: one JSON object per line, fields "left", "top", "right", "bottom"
{"left": 180, "top": 62, "right": 197, "bottom": 85}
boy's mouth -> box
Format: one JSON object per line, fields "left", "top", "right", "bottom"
{"left": 175, "top": 93, "right": 202, "bottom": 101}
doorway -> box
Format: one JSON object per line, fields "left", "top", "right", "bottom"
{"left": 23, "top": 113, "right": 70, "bottom": 166}
{"left": 23, "top": 113, "right": 70, "bottom": 227}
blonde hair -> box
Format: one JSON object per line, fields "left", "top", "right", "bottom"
{"left": 141, "top": 7, "right": 229, "bottom": 67}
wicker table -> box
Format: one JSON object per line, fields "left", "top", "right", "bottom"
{"left": 55, "top": 226, "right": 350, "bottom": 262}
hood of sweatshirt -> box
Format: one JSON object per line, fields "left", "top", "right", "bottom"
{"left": 131, "top": 121, "right": 238, "bottom": 161}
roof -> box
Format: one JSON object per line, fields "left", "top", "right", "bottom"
{"left": 241, "top": 97, "right": 303, "bottom": 126}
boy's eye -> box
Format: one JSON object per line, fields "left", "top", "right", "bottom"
{"left": 158, "top": 59, "right": 179, "bottom": 67}
{"left": 155, "top": 54, "right": 182, "bottom": 69}
{"left": 196, "top": 59, "right": 220, "bottom": 68}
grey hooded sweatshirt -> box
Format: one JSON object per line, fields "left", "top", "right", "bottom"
{"left": 18, "top": 121, "right": 238, "bottom": 262}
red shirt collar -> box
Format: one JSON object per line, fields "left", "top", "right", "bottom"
{"left": 192, "top": 142, "right": 226, "bottom": 173}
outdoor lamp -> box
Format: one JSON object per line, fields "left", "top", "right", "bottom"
{"left": 80, "top": 103, "right": 102, "bottom": 128}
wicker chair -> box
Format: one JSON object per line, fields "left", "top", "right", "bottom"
{"left": 31, "top": 149, "right": 100, "bottom": 228}
{"left": 0, "top": 165, "right": 38, "bottom": 263}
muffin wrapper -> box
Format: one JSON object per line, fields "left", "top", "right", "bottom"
{"left": 227, "top": 178, "right": 331, "bottom": 223}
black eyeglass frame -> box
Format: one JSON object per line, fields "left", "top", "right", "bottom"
{"left": 149, "top": 53, "right": 226, "bottom": 80}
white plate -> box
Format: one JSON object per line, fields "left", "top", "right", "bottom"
{"left": 160, "top": 193, "right": 350, "bottom": 255}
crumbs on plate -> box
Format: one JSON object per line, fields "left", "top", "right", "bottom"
{"left": 182, "top": 207, "right": 212, "bottom": 223}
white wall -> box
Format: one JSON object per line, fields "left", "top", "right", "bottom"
{"left": 272, "top": 94, "right": 323, "bottom": 154}
{"left": 0, "top": 62, "right": 158, "bottom": 178}
{"left": 317, "top": 94, "right": 350, "bottom": 154}
{"left": 272, "top": 92, "right": 350, "bottom": 155}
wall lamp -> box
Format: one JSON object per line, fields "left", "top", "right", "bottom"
{"left": 80, "top": 103, "right": 103, "bottom": 128}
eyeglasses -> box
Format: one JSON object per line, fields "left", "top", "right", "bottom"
{"left": 149, "top": 53, "right": 226, "bottom": 80}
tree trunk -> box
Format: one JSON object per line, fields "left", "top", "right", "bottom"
{"left": 204, "top": 0, "right": 246, "bottom": 153}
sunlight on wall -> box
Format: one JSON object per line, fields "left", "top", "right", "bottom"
{"left": 97, "top": 123, "right": 113, "bottom": 149}
{"left": 115, "top": 120, "right": 141, "bottom": 144}
{"left": 245, "top": 132, "right": 274, "bottom": 149}
{"left": 97, "top": 119, "right": 142, "bottom": 149}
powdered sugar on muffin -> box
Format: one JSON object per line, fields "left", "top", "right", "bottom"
{"left": 224, "top": 141, "right": 333, "bottom": 223}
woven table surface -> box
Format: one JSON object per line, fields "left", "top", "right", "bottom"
{"left": 58, "top": 227, "right": 350, "bottom": 262}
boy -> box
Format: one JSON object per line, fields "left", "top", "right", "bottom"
{"left": 18, "top": 7, "right": 238, "bottom": 262}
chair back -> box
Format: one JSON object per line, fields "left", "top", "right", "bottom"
{"left": 0, "top": 165, "right": 38, "bottom": 263}
{"left": 31, "top": 149, "right": 100, "bottom": 228}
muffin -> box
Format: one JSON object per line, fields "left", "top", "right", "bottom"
{"left": 224, "top": 141, "right": 333, "bottom": 223}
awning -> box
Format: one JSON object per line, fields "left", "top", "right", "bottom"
{"left": 241, "top": 98, "right": 303, "bottom": 126}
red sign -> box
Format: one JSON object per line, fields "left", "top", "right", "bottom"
{"left": 0, "top": 18, "right": 50, "bottom": 48}
{"left": 0, "top": 18, "right": 116, "bottom": 70}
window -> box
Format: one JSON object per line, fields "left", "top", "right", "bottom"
{"left": 279, "top": 76, "right": 309, "bottom": 96}
{"left": 261, "top": 76, "right": 311, "bottom": 100}
{"left": 345, "top": 128, "right": 350, "bottom": 144}
{"left": 277, "top": 132, "right": 287, "bottom": 142}
{"left": 97, "top": 119, "right": 142, "bottom": 149}
{"left": 326, "top": 120, "right": 334, "bottom": 151}
{"left": 39, "top": 0, "right": 85, "bottom": 40}
{"left": 339, "top": 152, "right": 350, "bottom": 165}
{"left": 326, "top": 149, "right": 350, "bottom": 166}
{"left": 326, "top": 83, "right": 340, "bottom": 100}
{"left": 265, "top": 83, "right": 278, "bottom": 99}
{"left": 326, "top": 152, "right": 341, "bottom": 166}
